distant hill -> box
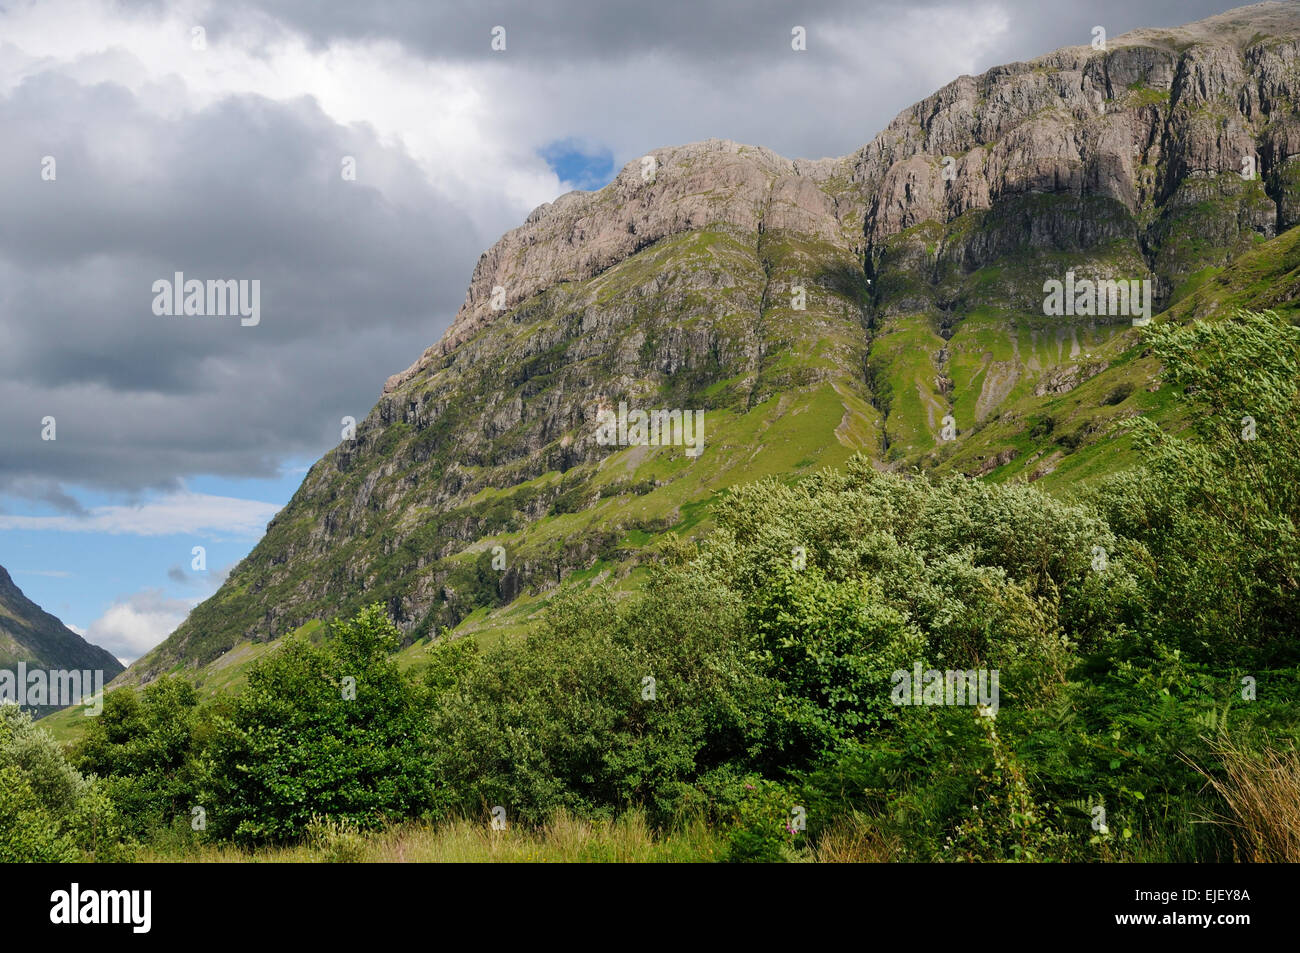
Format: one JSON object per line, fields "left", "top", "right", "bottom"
{"left": 0, "top": 565, "right": 124, "bottom": 715}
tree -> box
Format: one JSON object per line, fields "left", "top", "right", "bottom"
{"left": 1106, "top": 310, "right": 1300, "bottom": 663}
{"left": 205, "top": 604, "right": 433, "bottom": 844}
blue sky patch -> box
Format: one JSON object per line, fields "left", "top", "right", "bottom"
{"left": 539, "top": 138, "right": 616, "bottom": 191}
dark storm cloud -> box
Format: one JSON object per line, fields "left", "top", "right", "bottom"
{"left": 172, "top": 0, "right": 1242, "bottom": 167}
{"left": 0, "top": 478, "right": 88, "bottom": 515}
{"left": 205, "top": 0, "right": 910, "bottom": 63}
{"left": 0, "top": 71, "right": 481, "bottom": 493}
{"left": 975, "top": 0, "right": 1249, "bottom": 61}
{"left": 197, "top": 0, "right": 1237, "bottom": 66}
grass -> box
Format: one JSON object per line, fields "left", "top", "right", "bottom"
{"left": 136, "top": 811, "right": 731, "bottom": 863}
{"left": 808, "top": 814, "right": 901, "bottom": 862}
{"left": 132, "top": 809, "right": 911, "bottom": 863}
{"left": 870, "top": 314, "right": 947, "bottom": 453}
{"left": 1194, "top": 740, "right": 1300, "bottom": 863}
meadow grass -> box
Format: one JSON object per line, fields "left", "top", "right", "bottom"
{"left": 134, "top": 811, "right": 733, "bottom": 864}
{"left": 132, "top": 809, "right": 913, "bottom": 863}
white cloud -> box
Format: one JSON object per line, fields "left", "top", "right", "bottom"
{"left": 0, "top": 491, "right": 281, "bottom": 539}
{"left": 83, "top": 561, "right": 234, "bottom": 661}
{"left": 83, "top": 589, "right": 198, "bottom": 662}
{"left": 0, "top": 0, "right": 562, "bottom": 229}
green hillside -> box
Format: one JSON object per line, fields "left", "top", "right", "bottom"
{"left": 0, "top": 566, "right": 124, "bottom": 719}
{"left": 78, "top": 4, "right": 1300, "bottom": 720}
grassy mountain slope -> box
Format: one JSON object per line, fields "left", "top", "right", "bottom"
{"left": 0, "top": 565, "right": 124, "bottom": 716}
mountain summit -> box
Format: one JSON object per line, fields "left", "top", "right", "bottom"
{"left": 128, "top": 2, "right": 1300, "bottom": 686}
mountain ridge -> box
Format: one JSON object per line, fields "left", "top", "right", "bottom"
{"left": 119, "top": 1, "right": 1300, "bottom": 690}
{"left": 391, "top": 0, "right": 1300, "bottom": 395}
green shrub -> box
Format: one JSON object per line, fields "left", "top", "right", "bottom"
{"left": 429, "top": 574, "right": 768, "bottom": 824}
{"left": 205, "top": 604, "right": 434, "bottom": 844}
{"left": 76, "top": 676, "right": 208, "bottom": 840}
{"left": 1103, "top": 310, "right": 1300, "bottom": 665}
{"left": 0, "top": 706, "right": 125, "bottom": 861}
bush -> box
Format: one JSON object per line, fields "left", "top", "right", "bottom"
{"left": 0, "top": 706, "right": 125, "bottom": 861}
{"left": 76, "top": 676, "right": 208, "bottom": 840}
{"left": 746, "top": 568, "right": 919, "bottom": 762}
{"left": 428, "top": 574, "right": 768, "bottom": 825}
{"left": 0, "top": 764, "right": 78, "bottom": 861}
{"left": 718, "top": 777, "right": 806, "bottom": 863}
{"left": 205, "top": 604, "right": 434, "bottom": 844}
{"left": 1104, "top": 310, "right": 1300, "bottom": 665}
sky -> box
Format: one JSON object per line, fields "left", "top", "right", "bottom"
{"left": 0, "top": 0, "right": 1245, "bottom": 663}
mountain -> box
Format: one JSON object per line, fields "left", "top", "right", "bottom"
{"left": 125, "top": 2, "right": 1300, "bottom": 687}
{"left": 0, "top": 565, "right": 125, "bottom": 712}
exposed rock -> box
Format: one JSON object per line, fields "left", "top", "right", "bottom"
{"left": 1034, "top": 361, "right": 1110, "bottom": 396}
{"left": 973, "top": 447, "right": 1020, "bottom": 476}
{"left": 1028, "top": 451, "right": 1066, "bottom": 482}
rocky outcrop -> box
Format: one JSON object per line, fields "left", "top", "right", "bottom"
{"left": 385, "top": 141, "right": 857, "bottom": 393}
{"left": 1034, "top": 361, "right": 1110, "bottom": 396}
{"left": 851, "top": 3, "right": 1300, "bottom": 258}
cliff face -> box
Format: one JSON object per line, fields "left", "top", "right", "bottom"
{"left": 386, "top": 142, "right": 860, "bottom": 382}
{"left": 853, "top": 11, "right": 1299, "bottom": 308}
{"left": 129, "top": 3, "right": 1300, "bottom": 683}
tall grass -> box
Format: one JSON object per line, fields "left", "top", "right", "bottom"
{"left": 132, "top": 809, "right": 914, "bottom": 863}
{"left": 134, "top": 811, "right": 731, "bottom": 863}
{"left": 1196, "top": 741, "right": 1300, "bottom": 862}
{"left": 809, "top": 814, "right": 899, "bottom": 863}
